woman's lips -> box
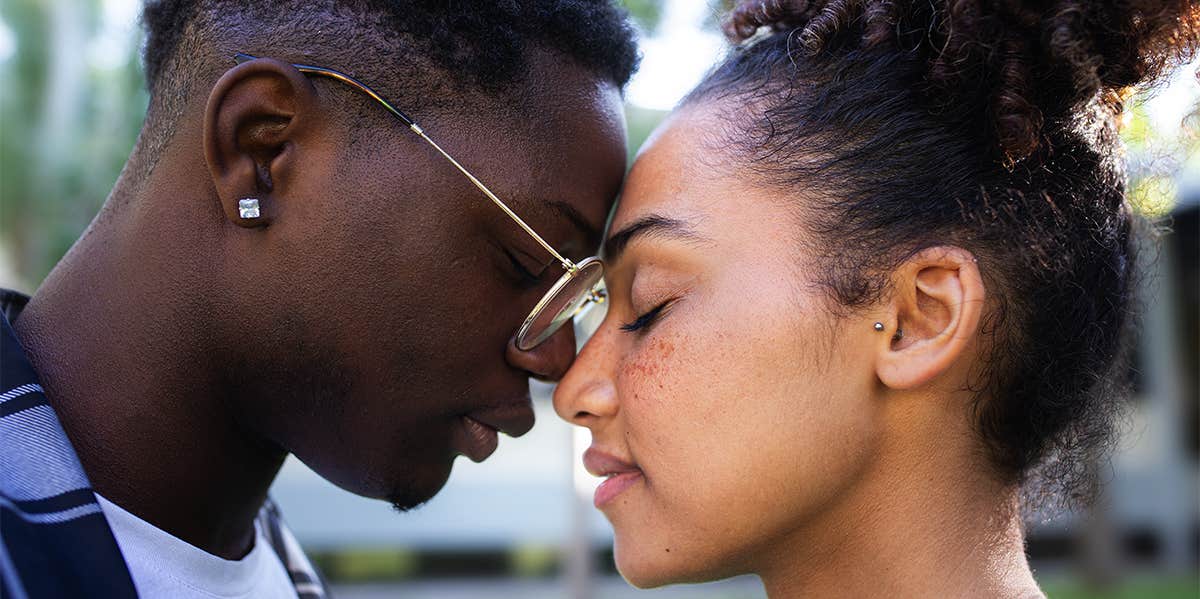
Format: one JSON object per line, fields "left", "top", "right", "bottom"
{"left": 583, "top": 447, "right": 644, "bottom": 508}
{"left": 593, "top": 471, "right": 643, "bottom": 508}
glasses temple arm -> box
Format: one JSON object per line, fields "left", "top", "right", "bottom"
{"left": 232, "top": 52, "right": 575, "bottom": 271}
{"left": 235, "top": 53, "right": 420, "bottom": 127}
{"left": 408, "top": 130, "right": 573, "bottom": 269}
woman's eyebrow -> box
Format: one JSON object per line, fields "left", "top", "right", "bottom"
{"left": 602, "top": 214, "right": 705, "bottom": 265}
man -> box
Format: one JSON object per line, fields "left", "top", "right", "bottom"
{"left": 0, "top": 1, "right": 638, "bottom": 597}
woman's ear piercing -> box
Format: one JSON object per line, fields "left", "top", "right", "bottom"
{"left": 238, "top": 198, "right": 261, "bottom": 219}
{"left": 873, "top": 322, "right": 885, "bottom": 332}
{"left": 894, "top": 328, "right": 904, "bottom": 340}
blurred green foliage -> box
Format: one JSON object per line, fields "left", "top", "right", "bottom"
{"left": 0, "top": 0, "right": 148, "bottom": 289}
{"left": 509, "top": 544, "right": 558, "bottom": 578}
{"left": 622, "top": 0, "right": 665, "bottom": 34}
{"left": 1123, "top": 98, "right": 1199, "bottom": 218}
{"left": 625, "top": 104, "right": 669, "bottom": 163}
{"left": 321, "top": 548, "right": 418, "bottom": 581}
{"left": 1042, "top": 575, "right": 1200, "bottom": 599}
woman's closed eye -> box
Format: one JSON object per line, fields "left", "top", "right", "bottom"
{"left": 621, "top": 299, "right": 674, "bottom": 333}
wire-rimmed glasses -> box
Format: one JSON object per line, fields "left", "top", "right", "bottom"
{"left": 232, "top": 53, "right": 606, "bottom": 351}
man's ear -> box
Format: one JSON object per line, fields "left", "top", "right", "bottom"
{"left": 203, "top": 57, "right": 318, "bottom": 228}
{"left": 875, "top": 246, "right": 986, "bottom": 390}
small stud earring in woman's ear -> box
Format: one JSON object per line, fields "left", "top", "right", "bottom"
{"left": 238, "top": 198, "right": 261, "bottom": 219}
{"left": 873, "top": 322, "right": 885, "bottom": 332}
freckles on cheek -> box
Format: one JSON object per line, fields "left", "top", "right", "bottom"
{"left": 618, "top": 337, "right": 677, "bottom": 391}
{"left": 616, "top": 336, "right": 686, "bottom": 460}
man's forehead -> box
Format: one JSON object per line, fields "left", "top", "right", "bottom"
{"left": 511, "top": 194, "right": 607, "bottom": 254}
{"left": 445, "top": 59, "right": 624, "bottom": 256}
{"left": 499, "top": 149, "right": 620, "bottom": 254}
{"left": 543, "top": 199, "right": 604, "bottom": 244}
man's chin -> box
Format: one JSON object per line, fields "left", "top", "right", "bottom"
{"left": 385, "top": 467, "right": 453, "bottom": 512}
{"left": 389, "top": 491, "right": 433, "bottom": 513}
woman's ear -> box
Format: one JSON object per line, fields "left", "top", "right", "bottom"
{"left": 875, "top": 246, "right": 986, "bottom": 390}
{"left": 203, "top": 57, "right": 319, "bottom": 228}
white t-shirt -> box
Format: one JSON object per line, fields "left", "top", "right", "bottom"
{"left": 95, "top": 494, "right": 300, "bottom": 599}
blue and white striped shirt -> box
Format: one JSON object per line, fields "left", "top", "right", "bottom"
{"left": 0, "top": 290, "right": 328, "bottom": 598}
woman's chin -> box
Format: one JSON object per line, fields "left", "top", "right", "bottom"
{"left": 613, "top": 538, "right": 710, "bottom": 589}
{"left": 615, "top": 560, "right": 675, "bottom": 589}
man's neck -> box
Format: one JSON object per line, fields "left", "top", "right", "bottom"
{"left": 12, "top": 207, "right": 286, "bottom": 560}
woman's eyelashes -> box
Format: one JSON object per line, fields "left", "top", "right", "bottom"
{"left": 621, "top": 299, "right": 673, "bottom": 333}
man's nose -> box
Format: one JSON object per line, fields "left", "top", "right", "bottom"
{"left": 505, "top": 321, "right": 578, "bottom": 382}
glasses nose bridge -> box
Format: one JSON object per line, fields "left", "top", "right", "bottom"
{"left": 588, "top": 286, "right": 607, "bottom": 305}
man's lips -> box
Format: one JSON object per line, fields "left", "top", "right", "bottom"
{"left": 583, "top": 447, "right": 644, "bottom": 508}
{"left": 467, "top": 399, "right": 536, "bottom": 438}
{"left": 458, "top": 416, "right": 499, "bottom": 463}
{"left": 452, "top": 398, "right": 535, "bottom": 463}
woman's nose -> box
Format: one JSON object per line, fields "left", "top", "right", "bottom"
{"left": 505, "top": 320, "right": 578, "bottom": 382}
{"left": 553, "top": 325, "right": 619, "bottom": 426}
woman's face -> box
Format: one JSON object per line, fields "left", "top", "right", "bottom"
{"left": 553, "top": 105, "right": 889, "bottom": 586}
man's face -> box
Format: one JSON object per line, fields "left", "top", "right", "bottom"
{"left": 228, "top": 55, "right": 627, "bottom": 507}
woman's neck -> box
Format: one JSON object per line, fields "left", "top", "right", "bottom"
{"left": 756, "top": 426, "right": 1044, "bottom": 598}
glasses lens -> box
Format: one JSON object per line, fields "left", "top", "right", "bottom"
{"left": 518, "top": 259, "right": 604, "bottom": 351}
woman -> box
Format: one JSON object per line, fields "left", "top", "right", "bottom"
{"left": 554, "top": 1, "right": 1198, "bottom": 596}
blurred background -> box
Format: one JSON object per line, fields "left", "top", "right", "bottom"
{"left": 1, "top": 1, "right": 1197, "bottom": 597}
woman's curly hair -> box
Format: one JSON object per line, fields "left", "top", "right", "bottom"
{"left": 694, "top": 0, "right": 1198, "bottom": 506}
{"left": 725, "top": 0, "right": 1197, "bottom": 164}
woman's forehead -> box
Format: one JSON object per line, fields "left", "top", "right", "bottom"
{"left": 614, "top": 118, "right": 783, "bottom": 235}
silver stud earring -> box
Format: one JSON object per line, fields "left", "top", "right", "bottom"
{"left": 238, "top": 198, "right": 261, "bottom": 219}
{"left": 873, "top": 322, "right": 885, "bottom": 332}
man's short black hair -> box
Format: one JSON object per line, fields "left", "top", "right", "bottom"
{"left": 142, "top": 0, "right": 639, "bottom": 94}
{"left": 135, "top": 0, "right": 640, "bottom": 173}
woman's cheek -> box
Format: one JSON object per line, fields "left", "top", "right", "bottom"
{"left": 617, "top": 335, "right": 677, "bottom": 388}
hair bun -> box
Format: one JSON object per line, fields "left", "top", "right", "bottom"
{"left": 725, "top": 0, "right": 1200, "bottom": 164}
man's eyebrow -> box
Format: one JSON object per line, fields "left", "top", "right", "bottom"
{"left": 547, "top": 200, "right": 603, "bottom": 247}
{"left": 602, "top": 215, "right": 702, "bottom": 265}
